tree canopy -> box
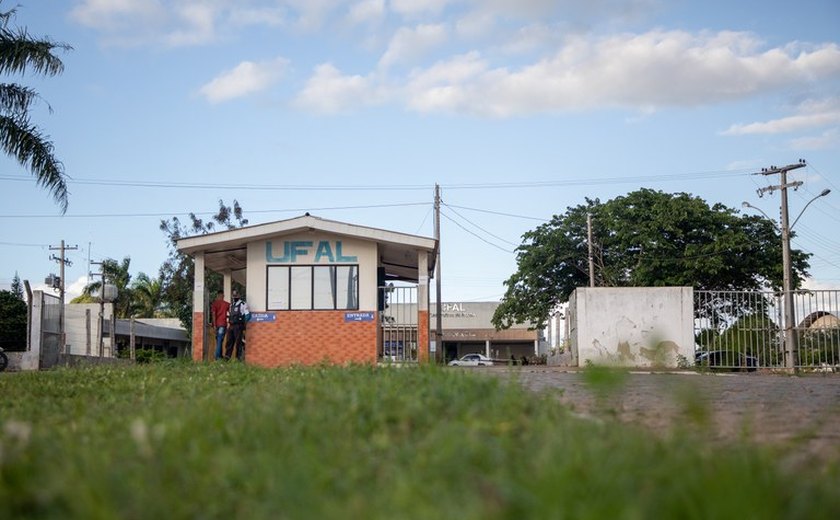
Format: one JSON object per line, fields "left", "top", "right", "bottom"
{"left": 492, "top": 189, "right": 810, "bottom": 329}
{"left": 159, "top": 200, "right": 248, "bottom": 332}
{"left": 0, "top": 2, "right": 72, "bottom": 212}
{"left": 0, "top": 289, "right": 26, "bottom": 350}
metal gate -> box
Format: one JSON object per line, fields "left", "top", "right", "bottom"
{"left": 380, "top": 285, "right": 419, "bottom": 363}
{"left": 694, "top": 290, "right": 840, "bottom": 371}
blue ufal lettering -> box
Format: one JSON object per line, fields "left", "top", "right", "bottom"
{"left": 266, "top": 240, "right": 358, "bottom": 263}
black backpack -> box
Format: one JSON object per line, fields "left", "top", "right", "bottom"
{"left": 229, "top": 301, "right": 245, "bottom": 324}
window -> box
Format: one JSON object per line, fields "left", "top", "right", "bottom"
{"left": 267, "top": 265, "right": 358, "bottom": 311}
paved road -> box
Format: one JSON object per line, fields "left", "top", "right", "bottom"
{"left": 476, "top": 367, "right": 840, "bottom": 463}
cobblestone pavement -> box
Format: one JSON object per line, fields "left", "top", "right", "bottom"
{"left": 476, "top": 367, "right": 840, "bottom": 462}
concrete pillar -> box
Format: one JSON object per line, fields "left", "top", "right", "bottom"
{"left": 223, "top": 271, "right": 232, "bottom": 300}
{"left": 192, "top": 253, "right": 206, "bottom": 362}
{"left": 534, "top": 339, "right": 539, "bottom": 356}
{"left": 417, "top": 251, "right": 430, "bottom": 362}
{"left": 485, "top": 339, "right": 491, "bottom": 358}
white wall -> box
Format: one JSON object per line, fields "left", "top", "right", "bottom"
{"left": 64, "top": 303, "right": 114, "bottom": 356}
{"left": 246, "top": 233, "right": 377, "bottom": 312}
{"left": 568, "top": 287, "right": 694, "bottom": 368}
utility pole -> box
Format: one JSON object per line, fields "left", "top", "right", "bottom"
{"left": 587, "top": 213, "right": 595, "bottom": 287}
{"left": 50, "top": 240, "right": 78, "bottom": 355}
{"left": 755, "top": 160, "right": 806, "bottom": 371}
{"left": 434, "top": 184, "right": 443, "bottom": 363}
{"left": 90, "top": 260, "right": 106, "bottom": 357}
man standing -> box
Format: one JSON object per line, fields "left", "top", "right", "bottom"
{"left": 225, "top": 290, "right": 251, "bottom": 361}
{"left": 210, "top": 290, "right": 230, "bottom": 360}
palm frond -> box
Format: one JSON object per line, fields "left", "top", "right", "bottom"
{"left": 0, "top": 27, "right": 71, "bottom": 77}
{"left": 0, "top": 82, "right": 41, "bottom": 115}
{"left": 0, "top": 114, "right": 68, "bottom": 212}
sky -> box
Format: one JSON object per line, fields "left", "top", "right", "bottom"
{"left": 1, "top": 0, "right": 839, "bottom": 303}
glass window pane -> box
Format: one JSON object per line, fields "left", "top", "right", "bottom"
{"left": 267, "top": 266, "right": 289, "bottom": 310}
{"left": 313, "top": 266, "right": 336, "bottom": 309}
{"left": 290, "top": 266, "right": 312, "bottom": 310}
{"left": 336, "top": 265, "right": 359, "bottom": 310}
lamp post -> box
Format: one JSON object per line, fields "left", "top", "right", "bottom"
{"left": 742, "top": 188, "right": 831, "bottom": 370}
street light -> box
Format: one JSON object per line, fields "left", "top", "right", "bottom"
{"left": 791, "top": 189, "right": 831, "bottom": 229}
{"left": 742, "top": 188, "right": 831, "bottom": 370}
{"left": 741, "top": 201, "right": 776, "bottom": 225}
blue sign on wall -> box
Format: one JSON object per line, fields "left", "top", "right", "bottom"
{"left": 344, "top": 311, "right": 374, "bottom": 322}
{"left": 251, "top": 312, "right": 276, "bottom": 323}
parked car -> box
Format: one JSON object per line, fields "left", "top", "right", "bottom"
{"left": 448, "top": 353, "right": 494, "bottom": 367}
{"left": 695, "top": 350, "right": 758, "bottom": 372}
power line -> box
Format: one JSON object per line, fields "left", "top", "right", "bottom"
{"left": 439, "top": 209, "right": 514, "bottom": 254}
{"left": 0, "top": 167, "right": 752, "bottom": 192}
{"left": 0, "top": 241, "right": 50, "bottom": 247}
{"left": 443, "top": 203, "right": 550, "bottom": 222}
{"left": 442, "top": 202, "right": 521, "bottom": 247}
{"left": 0, "top": 201, "right": 430, "bottom": 219}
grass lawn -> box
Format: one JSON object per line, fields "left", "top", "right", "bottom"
{"left": 1, "top": 361, "right": 838, "bottom": 519}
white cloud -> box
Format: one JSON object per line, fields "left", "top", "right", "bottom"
{"left": 70, "top": 0, "right": 166, "bottom": 30}
{"left": 31, "top": 276, "right": 89, "bottom": 302}
{"left": 454, "top": 11, "right": 495, "bottom": 40}
{"left": 66, "top": 276, "right": 91, "bottom": 301}
{"left": 71, "top": 1, "right": 286, "bottom": 47}
{"left": 294, "top": 64, "right": 379, "bottom": 114}
{"left": 379, "top": 24, "right": 448, "bottom": 68}
{"left": 166, "top": 3, "right": 218, "bottom": 46}
{"left": 789, "top": 128, "right": 840, "bottom": 151}
{"left": 290, "top": 30, "right": 840, "bottom": 117}
{"left": 723, "top": 97, "right": 840, "bottom": 135}
{"left": 70, "top": 0, "right": 167, "bottom": 45}
{"left": 399, "top": 31, "right": 840, "bottom": 117}
{"left": 346, "top": 0, "right": 385, "bottom": 25}
{"left": 803, "top": 277, "right": 840, "bottom": 291}
{"left": 199, "top": 57, "right": 289, "bottom": 104}
{"left": 285, "top": 0, "right": 346, "bottom": 30}
{"left": 499, "top": 23, "right": 562, "bottom": 54}
{"left": 390, "top": 0, "right": 451, "bottom": 17}
{"left": 724, "top": 113, "right": 840, "bottom": 135}
{"left": 229, "top": 7, "right": 286, "bottom": 27}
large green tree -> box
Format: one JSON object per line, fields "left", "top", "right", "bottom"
{"left": 0, "top": 2, "right": 71, "bottom": 212}
{"left": 492, "top": 189, "right": 810, "bottom": 329}
{"left": 159, "top": 200, "right": 248, "bottom": 333}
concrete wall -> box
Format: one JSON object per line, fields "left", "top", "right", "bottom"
{"left": 65, "top": 303, "right": 114, "bottom": 356}
{"left": 568, "top": 287, "right": 694, "bottom": 368}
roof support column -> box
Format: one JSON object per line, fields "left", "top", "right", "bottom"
{"left": 191, "top": 252, "right": 207, "bottom": 362}
{"left": 223, "top": 271, "right": 232, "bottom": 300}
{"left": 417, "top": 251, "right": 430, "bottom": 362}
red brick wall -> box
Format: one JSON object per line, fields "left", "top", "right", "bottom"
{"left": 192, "top": 312, "right": 205, "bottom": 362}
{"left": 418, "top": 310, "right": 429, "bottom": 362}
{"left": 246, "top": 311, "right": 378, "bottom": 367}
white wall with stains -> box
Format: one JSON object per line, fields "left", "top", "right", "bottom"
{"left": 567, "top": 287, "right": 694, "bottom": 368}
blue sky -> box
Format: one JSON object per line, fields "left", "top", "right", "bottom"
{"left": 1, "top": 0, "right": 839, "bottom": 302}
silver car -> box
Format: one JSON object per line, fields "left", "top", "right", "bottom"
{"left": 448, "top": 353, "right": 494, "bottom": 367}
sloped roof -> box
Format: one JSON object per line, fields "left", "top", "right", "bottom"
{"left": 176, "top": 214, "right": 437, "bottom": 282}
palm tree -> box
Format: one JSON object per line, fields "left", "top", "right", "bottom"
{"left": 0, "top": 3, "right": 72, "bottom": 212}
{"left": 76, "top": 257, "right": 135, "bottom": 318}
{"left": 131, "top": 273, "right": 167, "bottom": 318}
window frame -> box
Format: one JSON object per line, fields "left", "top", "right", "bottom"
{"left": 266, "top": 264, "right": 359, "bottom": 311}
